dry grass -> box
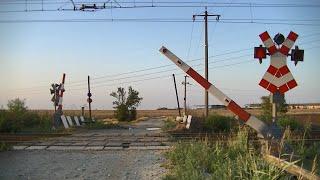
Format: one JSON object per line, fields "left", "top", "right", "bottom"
{"left": 30, "top": 109, "right": 320, "bottom": 125}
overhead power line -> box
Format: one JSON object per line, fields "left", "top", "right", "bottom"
{"left": 1, "top": 1, "right": 320, "bottom": 7}
{"left": 9, "top": 57, "right": 254, "bottom": 95}
{"left": 0, "top": 18, "right": 319, "bottom": 26}
{"left": 8, "top": 37, "right": 320, "bottom": 93}
{"left": 10, "top": 48, "right": 252, "bottom": 92}
{"left": 7, "top": 36, "right": 320, "bottom": 93}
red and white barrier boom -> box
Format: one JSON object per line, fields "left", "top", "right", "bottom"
{"left": 159, "top": 46, "right": 272, "bottom": 138}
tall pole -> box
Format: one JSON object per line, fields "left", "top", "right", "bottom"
{"left": 87, "top": 75, "right": 92, "bottom": 120}
{"left": 193, "top": 8, "right": 220, "bottom": 117}
{"left": 184, "top": 75, "right": 187, "bottom": 115}
{"left": 204, "top": 10, "right": 209, "bottom": 117}
{"left": 172, "top": 74, "right": 181, "bottom": 117}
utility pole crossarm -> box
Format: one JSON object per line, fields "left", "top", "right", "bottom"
{"left": 193, "top": 8, "right": 221, "bottom": 117}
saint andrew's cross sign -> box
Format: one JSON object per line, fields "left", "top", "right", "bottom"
{"left": 254, "top": 31, "right": 304, "bottom": 94}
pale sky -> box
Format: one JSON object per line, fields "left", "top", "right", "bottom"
{"left": 0, "top": 0, "right": 319, "bottom": 110}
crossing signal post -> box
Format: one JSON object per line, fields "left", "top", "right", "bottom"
{"left": 50, "top": 73, "right": 66, "bottom": 128}
{"left": 50, "top": 83, "right": 60, "bottom": 112}
{"left": 254, "top": 31, "right": 304, "bottom": 123}
{"left": 87, "top": 75, "right": 92, "bottom": 121}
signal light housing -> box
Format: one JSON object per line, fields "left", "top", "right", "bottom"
{"left": 254, "top": 45, "right": 267, "bottom": 64}
{"left": 291, "top": 46, "right": 304, "bottom": 66}
{"left": 87, "top": 98, "right": 92, "bottom": 103}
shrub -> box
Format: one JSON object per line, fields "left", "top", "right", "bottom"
{"left": 7, "top": 98, "right": 27, "bottom": 114}
{"left": 0, "top": 142, "right": 11, "bottom": 151}
{"left": 203, "top": 114, "right": 235, "bottom": 133}
{"left": 115, "top": 104, "right": 129, "bottom": 121}
{"left": 277, "top": 116, "right": 300, "bottom": 131}
{"left": 0, "top": 99, "right": 53, "bottom": 133}
{"left": 110, "top": 86, "right": 142, "bottom": 121}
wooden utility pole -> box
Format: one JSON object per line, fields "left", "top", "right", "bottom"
{"left": 172, "top": 74, "right": 181, "bottom": 117}
{"left": 193, "top": 7, "right": 220, "bottom": 117}
{"left": 81, "top": 106, "right": 85, "bottom": 117}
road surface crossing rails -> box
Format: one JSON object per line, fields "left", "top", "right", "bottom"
{"left": 159, "top": 46, "right": 273, "bottom": 139}
{"left": 1, "top": 133, "right": 172, "bottom": 150}
{"left": 1, "top": 131, "right": 320, "bottom": 150}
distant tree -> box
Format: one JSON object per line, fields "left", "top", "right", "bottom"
{"left": 7, "top": 98, "right": 27, "bottom": 114}
{"left": 110, "top": 86, "right": 143, "bottom": 121}
{"left": 260, "top": 95, "right": 288, "bottom": 122}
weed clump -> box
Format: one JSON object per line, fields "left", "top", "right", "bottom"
{"left": 164, "top": 128, "right": 288, "bottom": 180}
{"left": 203, "top": 114, "right": 237, "bottom": 133}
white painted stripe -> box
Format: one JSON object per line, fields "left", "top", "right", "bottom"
{"left": 207, "top": 85, "right": 231, "bottom": 106}
{"left": 270, "top": 53, "right": 287, "bottom": 68}
{"left": 66, "top": 116, "right": 74, "bottom": 126}
{"left": 60, "top": 115, "right": 69, "bottom": 129}
{"left": 245, "top": 115, "right": 269, "bottom": 138}
{"left": 263, "top": 38, "right": 275, "bottom": 48}
{"left": 182, "top": 115, "right": 187, "bottom": 123}
{"left": 176, "top": 116, "right": 183, "bottom": 122}
{"left": 80, "top": 116, "right": 85, "bottom": 122}
{"left": 159, "top": 46, "right": 191, "bottom": 72}
{"left": 146, "top": 127, "right": 161, "bottom": 131}
{"left": 74, "top": 116, "right": 81, "bottom": 126}
{"left": 282, "top": 39, "right": 295, "bottom": 50}
{"left": 186, "top": 115, "right": 192, "bottom": 129}
{"left": 262, "top": 72, "right": 294, "bottom": 87}
{"left": 58, "top": 97, "right": 63, "bottom": 105}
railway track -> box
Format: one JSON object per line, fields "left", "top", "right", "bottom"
{"left": 1, "top": 131, "right": 320, "bottom": 148}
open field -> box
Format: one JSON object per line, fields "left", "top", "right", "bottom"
{"left": 31, "top": 109, "right": 320, "bottom": 126}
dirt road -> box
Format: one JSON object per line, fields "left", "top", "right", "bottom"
{"left": 0, "top": 117, "right": 168, "bottom": 180}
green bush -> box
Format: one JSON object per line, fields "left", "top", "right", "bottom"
{"left": 0, "top": 142, "right": 11, "bottom": 151}
{"left": 277, "top": 116, "right": 300, "bottom": 131}
{"left": 110, "top": 86, "right": 142, "bottom": 121}
{"left": 0, "top": 98, "right": 53, "bottom": 132}
{"left": 203, "top": 114, "right": 235, "bottom": 133}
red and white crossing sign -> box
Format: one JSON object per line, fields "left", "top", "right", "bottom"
{"left": 254, "top": 31, "right": 304, "bottom": 94}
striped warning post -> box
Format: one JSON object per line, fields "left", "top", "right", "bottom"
{"left": 160, "top": 46, "right": 270, "bottom": 138}
{"left": 259, "top": 31, "right": 277, "bottom": 55}
{"left": 259, "top": 65, "right": 297, "bottom": 94}
{"left": 279, "top": 31, "right": 298, "bottom": 56}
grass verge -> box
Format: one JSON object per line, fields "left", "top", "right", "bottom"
{"left": 164, "top": 128, "right": 290, "bottom": 180}
{"left": 162, "top": 117, "right": 177, "bottom": 131}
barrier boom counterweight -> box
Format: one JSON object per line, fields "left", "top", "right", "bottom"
{"left": 159, "top": 46, "right": 274, "bottom": 139}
